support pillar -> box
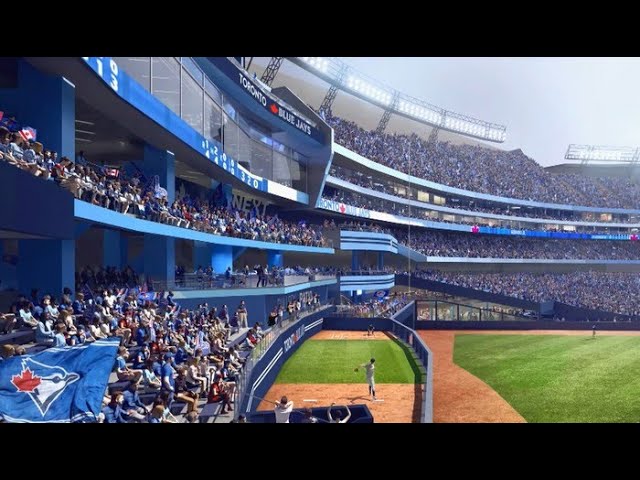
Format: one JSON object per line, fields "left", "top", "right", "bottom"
{"left": 103, "top": 230, "right": 127, "bottom": 269}
{"left": 18, "top": 239, "right": 75, "bottom": 297}
{"left": 211, "top": 245, "right": 233, "bottom": 274}
{"left": 0, "top": 59, "right": 75, "bottom": 159}
{"left": 143, "top": 234, "right": 175, "bottom": 286}
{"left": 267, "top": 250, "right": 283, "bottom": 268}
{"left": 351, "top": 251, "right": 360, "bottom": 271}
{"left": 142, "top": 144, "right": 175, "bottom": 203}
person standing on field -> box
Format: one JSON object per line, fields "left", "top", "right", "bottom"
{"left": 356, "top": 358, "right": 377, "bottom": 401}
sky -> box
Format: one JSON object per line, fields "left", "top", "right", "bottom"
{"left": 325, "top": 58, "right": 640, "bottom": 166}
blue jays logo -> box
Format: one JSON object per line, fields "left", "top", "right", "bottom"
{"left": 11, "top": 358, "right": 80, "bottom": 417}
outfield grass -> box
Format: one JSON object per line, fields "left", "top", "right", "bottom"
{"left": 275, "top": 339, "right": 421, "bottom": 384}
{"left": 454, "top": 334, "right": 640, "bottom": 423}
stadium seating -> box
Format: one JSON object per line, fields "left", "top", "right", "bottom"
{"left": 326, "top": 111, "right": 640, "bottom": 209}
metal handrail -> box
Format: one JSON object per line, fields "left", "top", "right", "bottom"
{"left": 154, "top": 274, "right": 336, "bottom": 292}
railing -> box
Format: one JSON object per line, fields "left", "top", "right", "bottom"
{"left": 234, "top": 304, "right": 334, "bottom": 420}
{"left": 340, "top": 270, "right": 394, "bottom": 276}
{"left": 153, "top": 273, "right": 336, "bottom": 292}
{"left": 415, "top": 299, "right": 534, "bottom": 322}
{"left": 388, "top": 301, "right": 433, "bottom": 423}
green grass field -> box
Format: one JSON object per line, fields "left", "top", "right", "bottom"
{"left": 454, "top": 334, "right": 640, "bottom": 422}
{"left": 275, "top": 339, "right": 422, "bottom": 384}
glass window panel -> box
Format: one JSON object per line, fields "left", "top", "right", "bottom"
{"left": 114, "top": 57, "right": 151, "bottom": 91}
{"left": 205, "top": 94, "right": 223, "bottom": 143}
{"left": 181, "top": 67, "right": 203, "bottom": 134}
{"left": 151, "top": 57, "right": 181, "bottom": 116}
{"left": 181, "top": 57, "right": 203, "bottom": 86}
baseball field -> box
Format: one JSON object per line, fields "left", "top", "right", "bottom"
{"left": 257, "top": 330, "right": 424, "bottom": 422}
{"left": 421, "top": 330, "right": 640, "bottom": 423}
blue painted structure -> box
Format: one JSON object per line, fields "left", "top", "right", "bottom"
{"left": 141, "top": 145, "right": 175, "bottom": 203}
{"left": 0, "top": 162, "right": 76, "bottom": 296}
{"left": 247, "top": 404, "right": 373, "bottom": 423}
{"left": 0, "top": 59, "right": 74, "bottom": 159}
{"left": 340, "top": 274, "right": 395, "bottom": 292}
{"left": 170, "top": 280, "right": 336, "bottom": 325}
{"left": 267, "top": 251, "right": 283, "bottom": 268}
{"left": 0, "top": 162, "right": 74, "bottom": 240}
{"left": 340, "top": 230, "right": 398, "bottom": 253}
{"left": 17, "top": 239, "right": 74, "bottom": 298}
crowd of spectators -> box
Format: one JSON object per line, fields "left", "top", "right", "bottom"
{"left": 0, "top": 122, "right": 326, "bottom": 248}
{"left": 1, "top": 265, "right": 329, "bottom": 423}
{"left": 413, "top": 270, "right": 640, "bottom": 317}
{"left": 322, "top": 218, "right": 391, "bottom": 234}
{"left": 76, "top": 266, "right": 140, "bottom": 293}
{"left": 337, "top": 293, "right": 410, "bottom": 318}
{"left": 174, "top": 264, "right": 340, "bottom": 289}
{"left": 0, "top": 284, "right": 273, "bottom": 422}
{"left": 323, "top": 187, "right": 635, "bottom": 235}
{"left": 329, "top": 165, "right": 639, "bottom": 224}
{"left": 394, "top": 229, "right": 640, "bottom": 260}
{"left": 325, "top": 111, "right": 640, "bottom": 209}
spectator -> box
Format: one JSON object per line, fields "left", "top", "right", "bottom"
{"left": 122, "top": 381, "right": 150, "bottom": 422}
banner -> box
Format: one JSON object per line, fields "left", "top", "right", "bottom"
{"left": 318, "top": 198, "right": 371, "bottom": 219}
{"left": 0, "top": 338, "right": 120, "bottom": 423}
{"left": 206, "top": 57, "right": 324, "bottom": 144}
{"left": 374, "top": 290, "right": 389, "bottom": 302}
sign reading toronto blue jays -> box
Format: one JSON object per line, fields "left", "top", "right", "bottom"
{"left": 206, "top": 57, "right": 324, "bottom": 143}
{"left": 0, "top": 338, "right": 120, "bottom": 423}
{"left": 318, "top": 198, "right": 372, "bottom": 219}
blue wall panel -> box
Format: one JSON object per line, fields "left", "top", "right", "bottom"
{"left": 0, "top": 162, "right": 74, "bottom": 239}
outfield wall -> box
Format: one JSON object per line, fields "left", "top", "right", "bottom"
{"left": 553, "top": 302, "right": 638, "bottom": 322}
{"left": 240, "top": 308, "right": 329, "bottom": 414}
{"left": 417, "top": 320, "right": 640, "bottom": 330}
{"left": 322, "top": 316, "right": 395, "bottom": 331}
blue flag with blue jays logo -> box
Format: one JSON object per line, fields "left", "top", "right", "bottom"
{"left": 0, "top": 338, "right": 120, "bottom": 423}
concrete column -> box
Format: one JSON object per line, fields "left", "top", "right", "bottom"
{"left": 267, "top": 250, "right": 283, "bottom": 268}
{"left": 0, "top": 59, "right": 75, "bottom": 159}
{"left": 143, "top": 234, "right": 175, "bottom": 286}
{"left": 142, "top": 144, "right": 175, "bottom": 203}
{"left": 18, "top": 239, "right": 75, "bottom": 297}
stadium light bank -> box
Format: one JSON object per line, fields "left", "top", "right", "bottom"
{"left": 565, "top": 144, "right": 640, "bottom": 165}
{"left": 288, "top": 57, "right": 507, "bottom": 144}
